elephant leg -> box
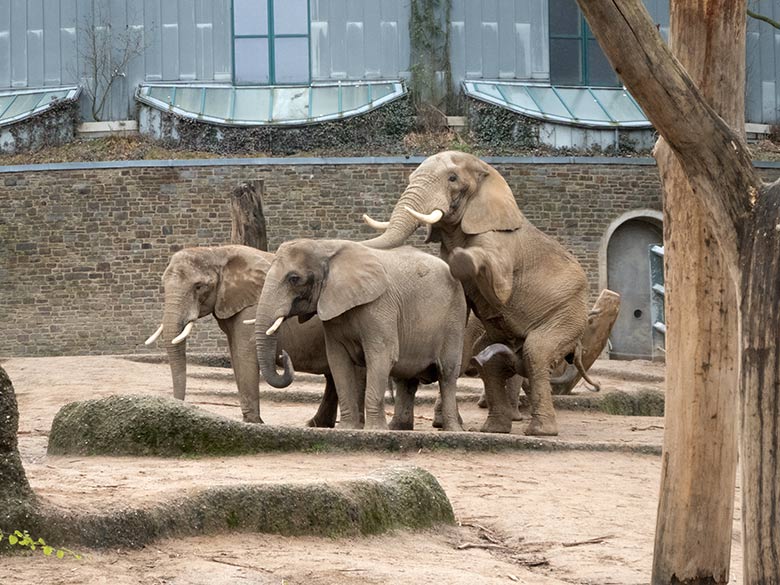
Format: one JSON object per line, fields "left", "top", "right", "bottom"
{"left": 448, "top": 245, "right": 514, "bottom": 306}
{"left": 325, "top": 340, "right": 362, "bottom": 429}
{"left": 437, "top": 364, "right": 463, "bottom": 432}
{"left": 224, "top": 314, "right": 263, "bottom": 424}
{"left": 507, "top": 375, "right": 525, "bottom": 421}
{"left": 389, "top": 378, "right": 418, "bottom": 430}
{"left": 306, "top": 374, "right": 338, "bottom": 428}
{"left": 522, "top": 329, "right": 562, "bottom": 437}
{"left": 363, "top": 350, "right": 394, "bottom": 430}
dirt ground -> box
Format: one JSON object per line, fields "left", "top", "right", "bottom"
{"left": 1, "top": 355, "right": 741, "bottom": 585}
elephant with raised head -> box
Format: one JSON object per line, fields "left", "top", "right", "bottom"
{"left": 144, "top": 245, "right": 341, "bottom": 426}
{"left": 254, "top": 239, "right": 467, "bottom": 432}
{"left": 362, "top": 151, "right": 591, "bottom": 436}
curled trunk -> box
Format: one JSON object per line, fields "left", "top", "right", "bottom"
{"left": 361, "top": 186, "right": 430, "bottom": 249}
{"left": 255, "top": 291, "right": 294, "bottom": 388}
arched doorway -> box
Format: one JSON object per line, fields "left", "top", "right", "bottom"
{"left": 605, "top": 213, "right": 663, "bottom": 360}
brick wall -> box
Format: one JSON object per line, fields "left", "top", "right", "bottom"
{"left": 2, "top": 156, "right": 761, "bottom": 357}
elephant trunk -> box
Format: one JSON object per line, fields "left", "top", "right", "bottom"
{"left": 162, "top": 311, "right": 189, "bottom": 400}
{"left": 361, "top": 184, "right": 434, "bottom": 249}
{"left": 255, "top": 288, "right": 294, "bottom": 388}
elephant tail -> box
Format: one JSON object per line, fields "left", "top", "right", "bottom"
{"left": 573, "top": 340, "right": 600, "bottom": 392}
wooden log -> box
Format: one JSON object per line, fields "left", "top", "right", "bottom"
{"left": 230, "top": 181, "right": 268, "bottom": 251}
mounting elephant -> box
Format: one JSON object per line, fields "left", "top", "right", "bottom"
{"left": 144, "top": 244, "right": 342, "bottom": 426}
{"left": 362, "top": 151, "right": 591, "bottom": 436}
{"left": 254, "top": 239, "right": 467, "bottom": 431}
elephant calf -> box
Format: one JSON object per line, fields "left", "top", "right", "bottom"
{"left": 254, "top": 239, "right": 467, "bottom": 431}
{"left": 145, "top": 245, "right": 341, "bottom": 426}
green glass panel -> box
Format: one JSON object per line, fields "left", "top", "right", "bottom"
{"left": 173, "top": 88, "right": 203, "bottom": 114}
{"left": 471, "top": 83, "right": 506, "bottom": 102}
{"left": 556, "top": 88, "right": 612, "bottom": 122}
{"left": 309, "top": 86, "right": 340, "bottom": 118}
{"left": 148, "top": 86, "right": 173, "bottom": 104}
{"left": 39, "top": 91, "right": 68, "bottom": 105}
{"left": 496, "top": 85, "right": 541, "bottom": 114}
{"left": 524, "top": 87, "right": 570, "bottom": 119}
{"left": 341, "top": 85, "right": 370, "bottom": 111}
{"left": 233, "top": 88, "right": 270, "bottom": 122}
{"left": 203, "top": 88, "right": 233, "bottom": 119}
{"left": 370, "top": 83, "right": 395, "bottom": 102}
{"left": 1, "top": 93, "right": 45, "bottom": 120}
{"left": 271, "top": 86, "right": 309, "bottom": 121}
{"left": 589, "top": 89, "right": 646, "bottom": 122}
{"left": 0, "top": 95, "right": 15, "bottom": 116}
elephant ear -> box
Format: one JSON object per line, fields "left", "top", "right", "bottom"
{"left": 460, "top": 162, "right": 525, "bottom": 235}
{"left": 317, "top": 243, "right": 389, "bottom": 321}
{"left": 215, "top": 251, "right": 270, "bottom": 319}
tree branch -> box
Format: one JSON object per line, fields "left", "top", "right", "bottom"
{"left": 747, "top": 8, "right": 780, "bottom": 29}
{"left": 576, "top": 0, "right": 760, "bottom": 276}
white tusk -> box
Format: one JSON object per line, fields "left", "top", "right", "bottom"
{"left": 404, "top": 206, "right": 443, "bottom": 225}
{"left": 171, "top": 321, "right": 194, "bottom": 345}
{"left": 243, "top": 318, "right": 256, "bottom": 325}
{"left": 266, "top": 316, "right": 285, "bottom": 336}
{"left": 144, "top": 324, "right": 163, "bottom": 345}
{"left": 362, "top": 213, "right": 390, "bottom": 231}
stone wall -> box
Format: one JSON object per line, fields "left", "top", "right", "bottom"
{"left": 3, "top": 155, "right": 765, "bottom": 358}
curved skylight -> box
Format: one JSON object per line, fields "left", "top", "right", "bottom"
{"left": 463, "top": 81, "right": 650, "bottom": 129}
{"left": 136, "top": 82, "right": 406, "bottom": 127}
{"left": 0, "top": 87, "right": 81, "bottom": 127}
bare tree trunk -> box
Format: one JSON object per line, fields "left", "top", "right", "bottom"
{"left": 230, "top": 181, "right": 268, "bottom": 251}
{"left": 650, "top": 2, "right": 744, "bottom": 583}
{"left": 574, "top": 1, "right": 780, "bottom": 583}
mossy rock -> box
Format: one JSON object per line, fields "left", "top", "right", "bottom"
{"left": 35, "top": 466, "right": 453, "bottom": 549}
{"left": 599, "top": 389, "right": 665, "bottom": 417}
{"left": 48, "top": 395, "right": 661, "bottom": 456}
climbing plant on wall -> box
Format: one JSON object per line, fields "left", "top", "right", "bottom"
{"left": 409, "top": 0, "right": 456, "bottom": 126}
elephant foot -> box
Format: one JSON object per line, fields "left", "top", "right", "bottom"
{"left": 523, "top": 416, "right": 558, "bottom": 437}
{"left": 389, "top": 417, "right": 414, "bottom": 431}
{"left": 512, "top": 409, "right": 525, "bottom": 422}
{"left": 364, "top": 418, "right": 389, "bottom": 431}
{"left": 306, "top": 416, "right": 335, "bottom": 428}
{"left": 477, "top": 392, "right": 487, "bottom": 408}
{"left": 449, "top": 247, "right": 479, "bottom": 282}
{"left": 242, "top": 414, "right": 264, "bottom": 424}
{"left": 433, "top": 410, "right": 463, "bottom": 429}
{"left": 479, "top": 414, "right": 513, "bottom": 434}
{"left": 441, "top": 419, "right": 464, "bottom": 432}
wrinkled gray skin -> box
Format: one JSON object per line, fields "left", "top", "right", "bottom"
{"left": 255, "top": 239, "right": 467, "bottom": 431}
{"left": 362, "top": 151, "right": 589, "bottom": 436}
{"left": 151, "top": 245, "right": 341, "bottom": 426}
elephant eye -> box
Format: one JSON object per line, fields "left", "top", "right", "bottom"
{"left": 194, "top": 282, "right": 206, "bottom": 291}
{"left": 287, "top": 273, "right": 302, "bottom": 286}
{"left": 448, "top": 174, "right": 458, "bottom": 183}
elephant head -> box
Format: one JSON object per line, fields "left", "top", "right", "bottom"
{"left": 362, "top": 151, "right": 526, "bottom": 249}
{"left": 255, "top": 239, "right": 388, "bottom": 388}
{"left": 145, "top": 245, "right": 270, "bottom": 401}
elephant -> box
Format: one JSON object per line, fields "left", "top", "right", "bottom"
{"left": 144, "top": 244, "right": 342, "bottom": 427}
{"left": 362, "top": 150, "right": 591, "bottom": 436}
{"left": 254, "top": 239, "right": 467, "bottom": 432}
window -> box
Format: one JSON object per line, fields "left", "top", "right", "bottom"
{"left": 549, "top": 0, "right": 620, "bottom": 87}
{"left": 232, "top": 0, "right": 310, "bottom": 85}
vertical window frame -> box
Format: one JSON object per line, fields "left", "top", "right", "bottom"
{"left": 231, "top": 0, "right": 311, "bottom": 86}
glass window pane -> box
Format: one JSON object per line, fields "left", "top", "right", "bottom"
{"left": 587, "top": 39, "right": 620, "bottom": 86}
{"left": 370, "top": 83, "right": 395, "bottom": 102}
{"left": 148, "top": 86, "right": 173, "bottom": 104}
{"left": 472, "top": 82, "right": 505, "bottom": 101}
{"left": 39, "top": 91, "right": 68, "bottom": 106}
{"left": 310, "top": 86, "right": 340, "bottom": 118}
{"left": 549, "top": 0, "right": 580, "bottom": 36}
{"left": 235, "top": 38, "right": 269, "bottom": 84}
{"left": 341, "top": 85, "right": 370, "bottom": 111}
{"left": 273, "top": 37, "right": 309, "bottom": 84}
{"left": 590, "top": 89, "right": 646, "bottom": 122}
{"left": 203, "top": 88, "right": 233, "bottom": 119}
{"left": 173, "top": 87, "right": 203, "bottom": 113}
{"left": 271, "top": 86, "right": 309, "bottom": 121}
{"left": 234, "top": 0, "right": 268, "bottom": 36}
{"left": 497, "top": 85, "right": 541, "bottom": 114}
{"left": 556, "top": 88, "right": 612, "bottom": 123}
{"left": 1, "top": 93, "right": 45, "bottom": 120}
{"left": 524, "top": 87, "right": 571, "bottom": 119}
{"left": 273, "top": 0, "right": 308, "bottom": 35}
{"left": 233, "top": 88, "right": 270, "bottom": 121}
{"left": 0, "top": 95, "right": 15, "bottom": 116}
{"left": 550, "top": 38, "right": 582, "bottom": 85}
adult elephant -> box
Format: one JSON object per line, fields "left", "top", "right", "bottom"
{"left": 144, "top": 245, "right": 340, "bottom": 426}
{"left": 254, "top": 239, "right": 467, "bottom": 432}
{"left": 362, "top": 151, "right": 589, "bottom": 436}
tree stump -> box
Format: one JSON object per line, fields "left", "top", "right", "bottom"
{"left": 230, "top": 181, "right": 268, "bottom": 251}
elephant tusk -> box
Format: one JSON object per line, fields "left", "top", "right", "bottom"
{"left": 404, "top": 206, "right": 443, "bottom": 225}
{"left": 171, "top": 321, "right": 194, "bottom": 345}
{"left": 362, "top": 213, "right": 390, "bottom": 231}
{"left": 243, "top": 318, "right": 256, "bottom": 325}
{"left": 144, "top": 324, "right": 163, "bottom": 345}
{"left": 266, "top": 316, "right": 285, "bottom": 336}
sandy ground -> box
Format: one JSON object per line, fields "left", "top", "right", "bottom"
{"left": 0, "top": 355, "right": 741, "bottom": 585}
